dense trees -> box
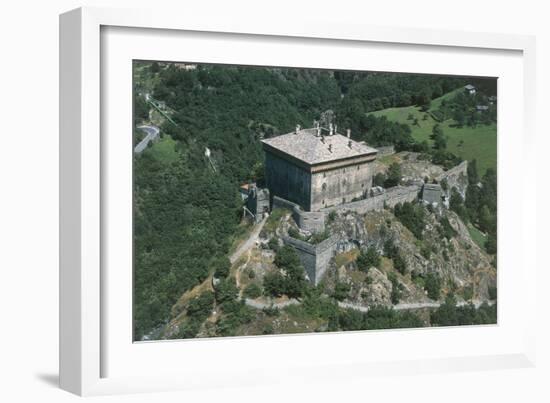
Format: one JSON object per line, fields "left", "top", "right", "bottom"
{"left": 431, "top": 295, "right": 496, "bottom": 326}
{"left": 436, "top": 90, "right": 497, "bottom": 128}
{"left": 263, "top": 246, "right": 308, "bottom": 299}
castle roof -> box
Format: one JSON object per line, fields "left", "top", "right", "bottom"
{"left": 261, "top": 128, "right": 378, "bottom": 166}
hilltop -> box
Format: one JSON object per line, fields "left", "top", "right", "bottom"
{"left": 369, "top": 88, "right": 497, "bottom": 175}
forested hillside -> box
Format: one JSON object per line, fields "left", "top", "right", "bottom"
{"left": 132, "top": 62, "right": 477, "bottom": 339}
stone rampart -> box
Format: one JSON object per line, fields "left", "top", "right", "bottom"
{"left": 436, "top": 160, "right": 468, "bottom": 198}
{"left": 321, "top": 185, "right": 420, "bottom": 215}
{"left": 272, "top": 196, "right": 325, "bottom": 233}
{"left": 282, "top": 234, "right": 339, "bottom": 285}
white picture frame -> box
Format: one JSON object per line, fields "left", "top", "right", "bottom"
{"left": 60, "top": 6, "right": 537, "bottom": 396}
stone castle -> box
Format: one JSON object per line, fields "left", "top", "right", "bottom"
{"left": 244, "top": 122, "right": 467, "bottom": 285}
{"left": 261, "top": 124, "right": 378, "bottom": 212}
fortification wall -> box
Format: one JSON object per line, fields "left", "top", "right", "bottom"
{"left": 321, "top": 185, "right": 420, "bottom": 215}
{"left": 282, "top": 234, "right": 339, "bottom": 285}
{"left": 437, "top": 160, "right": 468, "bottom": 198}
{"left": 273, "top": 196, "right": 325, "bottom": 233}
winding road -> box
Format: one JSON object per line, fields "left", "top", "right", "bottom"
{"left": 134, "top": 125, "right": 160, "bottom": 154}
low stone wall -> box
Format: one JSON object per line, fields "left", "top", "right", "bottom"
{"left": 321, "top": 185, "right": 421, "bottom": 215}
{"left": 376, "top": 145, "right": 395, "bottom": 156}
{"left": 282, "top": 234, "right": 339, "bottom": 285}
{"left": 272, "top": 196, "right": 325, "bottom": 233}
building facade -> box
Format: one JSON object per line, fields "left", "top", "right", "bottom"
{"left": 261, "top": 126, "right": 378, "bottom": 212}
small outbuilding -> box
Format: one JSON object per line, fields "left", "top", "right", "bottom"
{"left": 246, "top": 184, "right": 270, "bottom": 223}
{"left": 464, "top": 84, "right": 476, "bottom": 95}
{"left": 422, "top": 183, "right": 443, "bottom": 206}
{"left": 476, "top": 105, "right": 489, "bottom": 112}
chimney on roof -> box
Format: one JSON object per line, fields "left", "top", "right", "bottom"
{"left": 329, "top": 123, "right": 333, "bottom": 136}
{"left": 328, "top": 144, "right": 333, "bottom": 153}
{"left": 334, "top": 124, "right": 338, "bottom": 134}
{"left": 317, "top": 126, "right": 321, "bottom": 136}
{"left": 295, "top": 124, "right": 301, "bottom": 134}
{"left": 346, "top": 128, "right": 351, "bottom": 138}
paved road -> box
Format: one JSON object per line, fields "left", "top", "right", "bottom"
{"left": 229, "top": 216, "right": 268, "bottom": 264}
{"left": 134, "top": 125, "right": 160, "bottom": 154}
{"left": 338, "top": 299, "right": 494, "bottom": 313}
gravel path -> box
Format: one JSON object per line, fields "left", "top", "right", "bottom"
{"left": 338, "top": 299, "right": 493, "bottom": 313}
{"left": 229, "top": 216, "right": 268, "bottom": 264}
{"left": 244, "top": 298, "right": 300, "bottom": 310}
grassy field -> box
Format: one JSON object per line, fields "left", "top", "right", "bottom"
{"left": 146, "top": 135, "right": 179, "bottom": 164}
{"left": 467, "top": 223, "right": 487, "bottom": 250}
{"left": 369, "top": 90, "right": 496, "bottom": 175}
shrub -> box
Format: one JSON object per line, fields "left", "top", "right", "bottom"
{"left": 393, "top": 254, "right": 407, "bottom": 275}
{"left": 212, "top": 256, "right": 231, "bottom": 279}
{"left": 215, "top": 277, "right": 238, "bottom": 304}
{"left": 388, "top": 272, "right": 403, "bottom": 304}
{"left": 373, "top": 172, "right": 386, "bottom": 187}
{"left": 287, "top": 227, "right": 303, "bottom": 240}
{"left": 463, "top": 286, "right": 474, "bottom": 301}
{"left": 186, "top": 291, "right": 215, "bottom": 320}
{"left": 243, "top": 283, "right": 262, "bottom": 299}
{"left": 384, "top": 163, "right": 402, "bottom": 188}
{"left": 424, "top": 273, "right": 442, "bottom": 300}
{"left": 263, "top": 271, "right": 286, "bottom": 297}
{"left": 488, "top": 285, "right": 497, "bottom": 300}
{"left": 262, "top": 305, "right": 280, "bottom": 317}
{"left": 333, "top": 282, "right": 351, "bottom": 302}
{"left": 267, "top": 237, "right": 280, "bottom": 252}
{"left": 356, "top": 246, "right": 381, "bottom": 272}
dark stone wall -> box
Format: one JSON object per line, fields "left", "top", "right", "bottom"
{"left": 265, "top": 152, "right": 311, "bottom": 211}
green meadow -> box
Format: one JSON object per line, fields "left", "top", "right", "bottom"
{"left": 369, "top": 90, "right": 496, "bottom": 175}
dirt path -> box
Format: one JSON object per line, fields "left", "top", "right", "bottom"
{"left": 230, "top": 216, "right": 268, "bottom": 264}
